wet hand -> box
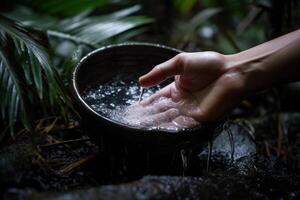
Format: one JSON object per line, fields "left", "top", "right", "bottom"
{"left": 126, "top": 97, "right": 199, "bottom": 130}
{"left": 139, "top": 52, "right": 246, "bottom": 122}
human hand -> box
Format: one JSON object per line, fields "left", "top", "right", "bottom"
{"left": 125, "top": 97, "right": 199, "bottom": 130}
{"left": 139, "top": 52, "right": 246, "bottom": 122}
{"left": 137, "top": 30, "right": 300, "bottom": 123}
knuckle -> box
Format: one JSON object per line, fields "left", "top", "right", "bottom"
{"left": 174, "top": 52, "right": 188, "bottom": 73}
{"left": 188, "top": 107, "right": 209, "bottom": 122}
{"left": 175, "top": 53, "right": 188, "bottom": 65}
{"left": 196, "top": 109, "right": 208, "bottom": 121}
{"left": 155, "top": 64, "right": 167, "bottom": 78}
{"left": 222, "top": 73, "right": 244, "bottom": 92}
{"left": 203, "top": 51, "right": 226, "bottom": 70}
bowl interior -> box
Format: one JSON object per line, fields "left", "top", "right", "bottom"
{"left": 74, "top": 43, "right": 189, "bottom": 131}
{"left": 76, "top": 44, "right": 180, "bottom": 94}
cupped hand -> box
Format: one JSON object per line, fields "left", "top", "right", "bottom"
{"left": 125, "top": 97, "right": 199, "bottom": 130}
{"left": 139, "top": 52, "right": 246, "bottom": 122}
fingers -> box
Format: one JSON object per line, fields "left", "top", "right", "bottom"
{"left": 158, "top": 115, "right": 200, "bottom": 131}
{"left": 129, "top": 97, "right": 176, "bottom": 115}
{"left": 139, "top": 54, "right": 185, "bottom": 87}
{"left": 125, "top": 94, "right": 201, "bottom": 129}
{"left": 172, "top": 116, "right": 199, "bottom": 128}
{"left": 140, "top": 108, "right": 180, "bottom": 126}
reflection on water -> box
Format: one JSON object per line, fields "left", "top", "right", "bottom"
{"left": 82, "top": 80, "right": 199, "bottom": 131}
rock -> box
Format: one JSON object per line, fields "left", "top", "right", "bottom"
{"left": 3, "top": 113, "right": 300, "bottom": 200}
{"left": 27, "top": 176, "right": 249, "bottom": 200}
{"left": 0, "top": 138, "right": 36, "bottom": 186}
{"left": 197, "top": 121, "right": 256, "bottom": 170}
{"left": 28, "top": 175, "right": 300, "bottom": 200}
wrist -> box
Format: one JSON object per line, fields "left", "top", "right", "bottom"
{"left": 224, "top": 29, "right": 300, "bottom": 95}
{"left": 223, "top": 53, "right": 267, "bottom": 96}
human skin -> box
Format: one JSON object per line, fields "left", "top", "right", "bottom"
{"left": 138, "top": 29, "right": 300, "bottom": 122}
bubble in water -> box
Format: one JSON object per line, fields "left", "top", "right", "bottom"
{"left": 82, "top": 80, "right": 200, "bottom": 131}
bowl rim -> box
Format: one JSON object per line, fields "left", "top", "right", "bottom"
{"left": 71, "top": 42, "right": 218, "bottom": 134}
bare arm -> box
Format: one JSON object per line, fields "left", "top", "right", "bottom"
{"left": 227, "top": 29, "right": 300, "bottom": 93}
{"left": 139, "top": 29, "right": 300, "bottom": 122}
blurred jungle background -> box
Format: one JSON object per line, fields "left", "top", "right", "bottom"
{"left": 1, "top": 0, "right": 300, "bottom": 199}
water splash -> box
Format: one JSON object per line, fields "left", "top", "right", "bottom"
{"left": 138, "top": 87, "right": 145, "bottom": 104}
{"left": 82, "top": 80, "right": 199, "bottom": 131}
{"left": 180, "top": 149, "right": 188, "bottom": 176}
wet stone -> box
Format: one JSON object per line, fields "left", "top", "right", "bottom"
{"left": 28, "top": 175, "right": 300, "bottom": 200}
{"left": 197, "top": 121, "right": 257, "bottom": 170}
{"left": 2, "top": 113, "right": 300, "bottom": 199}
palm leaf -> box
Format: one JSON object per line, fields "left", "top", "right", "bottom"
{"left": 6, "top": 5, "right": 153, "bottom": 48}
{"left": 0, "top": 37, "right": 33, "bottom": 135}
{"left": 189, "top": 8, "right": 222, "bottom": 31}
{"left": 0, "top": 15, "right": 70, "bottom": 134}
{"left": 174, "top": 0, "right": 198, "bottom": 14}
{"left": 173, "top": 7, "right": 221, "bottom": 48}
{"left": 32, "top": 0, "right": 110, "bottom": 16}
{"left": 60, "top": 45, "right": 85, "bottom": 78}
{"left": 5, "top": 6, "right": 59, "bottom": 29}
{"left": 51, "top": 16, "right": 152, "bottom": 47}
{"left": 0, "top": 4, "right": 152, "bottom": 137}
{"left": 49, "top": 6, "right": 153, "bottom": 47}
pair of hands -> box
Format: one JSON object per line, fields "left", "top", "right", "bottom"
{"left": 134, "top": 52, "right": 245, "bottom": 126}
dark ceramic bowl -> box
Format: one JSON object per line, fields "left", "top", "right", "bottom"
{"left": 71, "top": 43, "right": 220, "bottom": 149}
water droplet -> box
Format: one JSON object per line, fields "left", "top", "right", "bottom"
{"left": 82, "top": 80, "right": 199, "bottom": 131}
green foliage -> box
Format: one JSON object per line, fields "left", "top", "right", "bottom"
{"left": 0, "top": 15, "right": 52, "bottom": 134}
{"left": 174, "top": 0, "right": 198, "bottom": 14}
{"left": 171, "top": 7, "right": 222, "bottom": 49}
{"left": 7, "top": 5, "right": 153, "bottom": 48}
{"left": 169, "top": 0, "right": 269, "bottom": 54}
{"left": 32, "top": 0, "right": 110, "bottom": 16}
{"left": 0, "top": 2, "right": 152, "bottom": 139}
{"left": 170, "top": 0, "right": 298, "bottom": 54}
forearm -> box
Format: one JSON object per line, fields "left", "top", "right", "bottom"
{"left": 226, "top": 29, "right": 300, "bottom": 93}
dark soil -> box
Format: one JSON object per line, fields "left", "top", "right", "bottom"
{"left": 1, "top": 88, "right": 300, "bottom": 200}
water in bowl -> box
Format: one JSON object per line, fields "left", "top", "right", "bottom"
{"left": 82, "top": 80, "right": 199, "bottom": 131}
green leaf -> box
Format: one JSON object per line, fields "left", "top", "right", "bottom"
{"left": 29, "top": 52, "right": 43, "bottom": 98}
{"left": 174, "top": 0, "right": 198, "bottom": 14}
{"left": 4, "top": 6, "right": 58, "bottom": 29}
{"left": 65, "top": 16, "right": 153, "bottom": 46}
{"left": 189, "top": 8, "right": 222, "bottom": 30}
{"left": 173, "top": 7, "right": 221, "bottom": 47}
{"left": 60, "top": 45, "right": 85, "bottom": 78}
{"left": 111, "top": 27, "right": 149, "bottom": 43}
{"left": 48, "top": 5, "right": 153, "bottom": 47}
{"left": 32, "top": 0, "right": 110, "bottom": 16}
{"left": 0, "top": 4, "right": 152, "bottom": 138}
{"left": 6, "top": 5, "right": 153, "bottom": 48}
{"left": 0, "top": 40, "right": 32, "bottom": 135}
{"left": 0, "top": 19, "right": 48, "bottom": 100}
{"left": 0, "top": 15, "right": 70, "bottom": 134}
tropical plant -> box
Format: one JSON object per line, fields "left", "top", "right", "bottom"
{"left": 0, "top": 1, "right": 153, "bottom": 140}
{"left": 170, "top": 0, "right": 299, "bottom": 53}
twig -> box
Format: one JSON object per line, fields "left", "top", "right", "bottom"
{"left": 41, "top": 118, "right": 58, "bottom": 134}
{"left": 264, "top": 141, "right": 271, "bottom": 157}
{"left": 277, "top": 113, "right": 284, "bottom": 157}
{"left": 39, "top": 138, "right": 90, "bottom": 148}
{"left": 60, "top": 155, "right": 96, "bottom": 173}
